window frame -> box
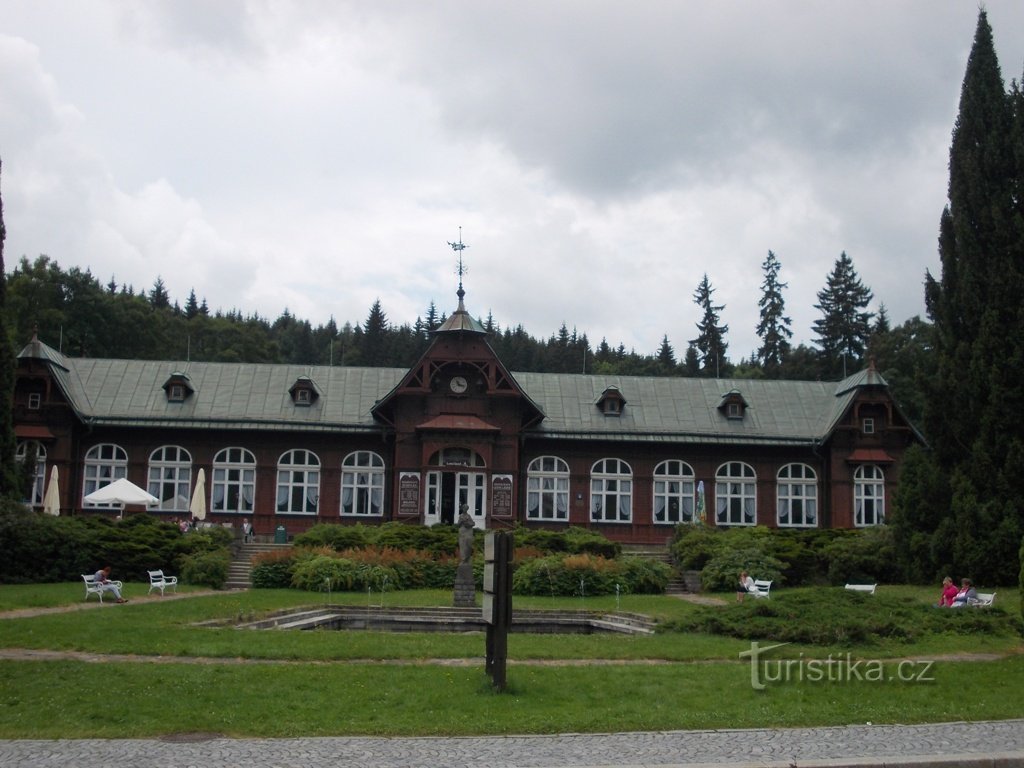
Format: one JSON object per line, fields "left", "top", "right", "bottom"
{"left": 714, "top": 461, "right": 757, "bottom": 526}
{"left": 147, "top": 445, "right": 193, "bottom": 513}
{"left": 83, "top": 443, "right": 129, "bottom": 507}
{"left": 276, "top": 449, "right": 321, "bottom": 515}
{"left": 590, "top": 458, "right": 632, "bottom": 524}
{"left": 211, "top": 447, "right": 256, "bottom": 514}
{"left": 652, "top": 460, "right": 695, "bottom": 525}
{"left": 776, "top": 463, "right": 818, "bottom": 527}
{"left": 526, "top": 456, "right": 570, "bottom": 522}
{"left": 340, "top": 450, "right": 385, "bottom": 517}
{"left": 16, "top": 441, "right": 47, "bottom": 506}
{"left": 27, "top": 392, "right": 42, "bottom": 410}
{"left": 854, "top": 464, "right": 885, "bottom": 526}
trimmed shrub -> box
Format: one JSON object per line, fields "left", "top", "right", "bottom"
{"left": 824, "top": 526, "right": 899, "bottom": 585}
{"left": 180, "top": 550, "right": 229, "bottom": 589}
{"left": 701, "top": 547, "right": 786, "bottom": 591}
{"left": 250, "top": 549, "right": 296, "bottom": 589}
{"left": 514, "top": 526, "right": 620, "bottom": 558}
{"left": 618, "top": 556, "right": 672, "bottom": 594}
{"left": 293, "top": 523, "right": 373, "bottom": 552}
{"left": 511, "top": 553, "right": 663, "bottom": 596}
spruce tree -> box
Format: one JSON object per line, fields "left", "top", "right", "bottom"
{"left": 755, "top": 250, "right": 792, "bottom": 375}
{"left": 656, "top": 335, "right": 676, "bottom": 372}
{"left": 914, "top": 10, "right": 1024, "bottom": 584}
{"left": 690, "top": 274, "right": 729, "bottom": 377}
{"left": 811, "top": 252, "right": 874, "bottom": 379}
{"left": 0, "top": 159, "right": 20, "bottom": 498}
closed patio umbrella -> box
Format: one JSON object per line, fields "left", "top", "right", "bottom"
{"left": 189, "top": 468, "right": 207, "bottom": 521}
{"left": 42, "top": 466, "right": 60, "bottom": 516}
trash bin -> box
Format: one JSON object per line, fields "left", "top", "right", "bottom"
{"left": 274, "top": 524, "right": 287, "bottom": 544}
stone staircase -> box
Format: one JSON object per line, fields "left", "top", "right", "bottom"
{"left": 620, "top": 543, "right": 690, "bottom": 595}
{"left": 224, "top": 541, "right": 290, "bottom": 590}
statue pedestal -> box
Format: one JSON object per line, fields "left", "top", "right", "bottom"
{"left": 453, "top": 562, "right": 475, "bottom": 607}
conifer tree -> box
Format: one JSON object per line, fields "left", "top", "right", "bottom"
{"left": 0, "top": 159, "right": 20, "bottom": 498}
{"left": 690, "top": 274, "right": 729, "bottom": 377}
{"left": 812, "top": 252, "right": 874, "bottom": 379}
{"left": 656, "top": 335, "right": 676, "bottom": 372}
{"left": 911, "top": 9, "right": 1024, "bottom": 584}
{"left": 755, "top": 250, "right": 792, "bottom": 375}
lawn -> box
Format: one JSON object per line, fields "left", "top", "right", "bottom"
{"left": 0, "top": 582, "right": 1020, "bottom": 738}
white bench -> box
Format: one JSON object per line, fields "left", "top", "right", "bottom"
{"left": 147, "top": 569, "right": 178, "bottom": 596}
{"left": 751, "top": 579, "right": 772, "bottom": 599}
{"left": 845, "top": 583, "right": 877, "bottom": 595}
{"left": 972, "top": 592, "right": 995, "bottom": 607}
{"left": 82, "top": 574, "right": 123, "bottom": 603}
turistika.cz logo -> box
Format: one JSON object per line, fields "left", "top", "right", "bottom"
{"left": 739, "top": 641, "right": 936, "bottom": 690}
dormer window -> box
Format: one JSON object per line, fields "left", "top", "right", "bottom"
{"left": 862, "top": 417, "right": 875, "bottom": 435}
{"left": 596, "top": 386, "right": 626, "bottom": 417}
{"left": 718, "top": 389, "right": 748, "bottom": 421}
{"left": 28, "top": 393, "right": 41, "bottom": 410}
{"left": 162, "top": 372, "right": 194, "bottom": 403}
{"left": 289, "top": 376, "right": 320, "bottom": 407}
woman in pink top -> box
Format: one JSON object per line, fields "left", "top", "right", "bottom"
{"left": 937, "top": 576, "right": 958, "bottom": 607}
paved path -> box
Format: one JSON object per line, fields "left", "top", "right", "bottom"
{"left": 1, "top": 720, "right": 1022, "bottom": 768}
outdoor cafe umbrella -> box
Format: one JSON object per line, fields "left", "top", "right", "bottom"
{"left": 83, "top": 477, "right": 160, "bottom": 511}
{"left": 42, "top": 466, "right": 60, "bottom": 516}
{"left": 189, "top": 468, "right": 207, "bottom": 521}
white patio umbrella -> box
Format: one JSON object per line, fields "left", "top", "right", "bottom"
{"left": 84, "top": 477, "right": 160, "bottom": 508}
{"left": 42, "top": 466, "right": 60, "bottom": 516}
{"left": 189, "top": 468, "right": 207, "bottom": 521}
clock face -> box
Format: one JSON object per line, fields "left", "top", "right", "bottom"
{"left": 449, "top": 376, "right": 468, "bottom": 394}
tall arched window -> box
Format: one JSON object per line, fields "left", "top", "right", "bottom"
{"left": 148, "top": 446, "right": 192, "bottom": 512}
{"left": 211, "top": 447, "right": 256, "bottom": 514}
{"left": 777, "top": 463, "right": 817, "bottom": 527}
{"left": 526, "top": 456, "right": 569, "bottom": 521}
{"left": 16, "top": 441, "right": 47, "bottom": 506}
{"left": 341, "top": 451, "right": 385, "bottom": 517}
{"left": 590, "top": 459, "right": 632, "bottom": 523}
{"left": 277, "top": 449, "right": 320, "bottom": 514}
{"left": 854, "top": 464, "right": 885, "bottom": 526}
{"left": 653, "top": 460, "right": 695, "bottom": 525}
{"left": 83, "top": 444, "right": 128, "bottom": 506}
{"left": 715, "top": 461, "right": 756, "bottom": 526}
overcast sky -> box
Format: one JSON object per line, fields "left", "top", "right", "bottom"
{"left": 3, "top": 2, "right": 1023, "bottom": 362}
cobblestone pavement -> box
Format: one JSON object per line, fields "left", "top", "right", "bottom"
{"left": 1, "top": 720, "right": 1022, "bottom": 768}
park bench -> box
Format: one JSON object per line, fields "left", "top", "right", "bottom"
{"left": 82, "top": 573, "right": 122, "bottom": 603}
{"left": 147, "top": 569, "right": 178, "bottom": 596}
{"left": 971, "top": 592, "right": 995, "bottom": 607}
{"left": 845, "top": 583, "right": 877, "bottom": 595}
{"left": 751, "top": 579, "right": 772, "bottom": 599}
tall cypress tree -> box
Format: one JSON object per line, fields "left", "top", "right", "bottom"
{"left": 0, "top": 159, "right": 21, "bottom": 498}
{"left": 915, "top": 10, "right": 1024, "bottom": 584}
{"left": 812, "top": 252, "right": 874, "bottom": 379}
{"left": 755, "top": 250, "right": 792, "bottom": 375}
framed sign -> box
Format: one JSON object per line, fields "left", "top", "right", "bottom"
{"left": 491, "top": 474, "right": 513, "bottom": 518}
{"left": 398, "top": 472, "right": 420, "bottom": 517}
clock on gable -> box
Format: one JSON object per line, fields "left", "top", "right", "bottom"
{"left": 449, "top": 375, "right": 468, "bottom": 394}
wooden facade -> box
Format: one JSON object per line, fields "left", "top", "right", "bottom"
{"left": 13, "top": 295, "right": 923, "bottom": 545}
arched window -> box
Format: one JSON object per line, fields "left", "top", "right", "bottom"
{"left": 148, "top": 446, "right": 192, "bottom": 512}
{"left": 715, "top": 461, "right": 756, "bottom": 526}
{"left": 777, "top": 463, "right": 817, "bottom": 527}
{"left": 277, "top": 449, "right": 320, "bottom": 514}
{"left": 341, "top": 451, "right": 384, "bottom": 517}
{"left": 526, "top": 456, "right": 569, "bottom": 521}
{"left": 653, "top": 460, "right": 695, "bottom": 525}
{"left": 16, "top": 441, "right": 47, "bottom": 506}
{"left": 211, "top": 447, "right": 256, "bottom": 514}
{"left": 83, "top": 444, "right": 128, "bottom": 506}
{"left": 854, "top": 464, "right": 885, "bottom": 526}
{"left": 590, "top": 459, "right": 632, "bottom": 523}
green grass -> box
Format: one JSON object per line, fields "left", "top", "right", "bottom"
{"left": 0, "top": 583, "right": 1021, "bottom": 737}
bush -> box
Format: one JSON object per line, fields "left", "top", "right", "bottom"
{"left": 180, "top": 550, "right": 229, "bottom": 589}
{"left": 701, "top": 547, "right": 786, "bottom": 591}
{"left": 514, "top": 526, "right": 620, "bottom": 558}
{"left": 824, "top": 526, "right": 899, "bottom": 585}
{"left": 293, "top": 523, "right": 373, "bottom": 551}
{"left": 251, "top": 549, "right": 296, "bottom": 589}
{"left": 512, "top": 553, "right": 662, "bottom": 596}
{"left": 618, "top": 556, "right": 672, "bottom": 594}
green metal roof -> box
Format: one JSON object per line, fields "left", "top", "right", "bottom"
{"left": 20, "top": 338, "right": 883, "bottom": 444}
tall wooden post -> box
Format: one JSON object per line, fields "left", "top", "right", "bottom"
{"left": 483, "top": 531, "right": 512, "bottom": 691}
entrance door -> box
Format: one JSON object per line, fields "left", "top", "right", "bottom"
{"left": 424, "top": 470, "right": 487, "bottom": 528}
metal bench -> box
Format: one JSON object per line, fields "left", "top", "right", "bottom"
{"left": 972, "top": 592, "right": 995, "bottom": 607}
{"left": 147, "top": 569, "right": 178, "bottom": 596}
{"left": 82, "top": 573, "right": 122, "bottom": 603}
{"left": 751, "top": 579, "right": 772, "bottom": 598}
{"left": 845, "top": 583, "right": 877, "bottom": 595}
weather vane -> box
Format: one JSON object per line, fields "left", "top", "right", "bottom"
{"left": 448, "top": 226, "right": 469, "bottom": 296}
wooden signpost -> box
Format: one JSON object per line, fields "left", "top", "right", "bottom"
{"left": 483, "top": 531, "right": 512, "bottom": 691}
